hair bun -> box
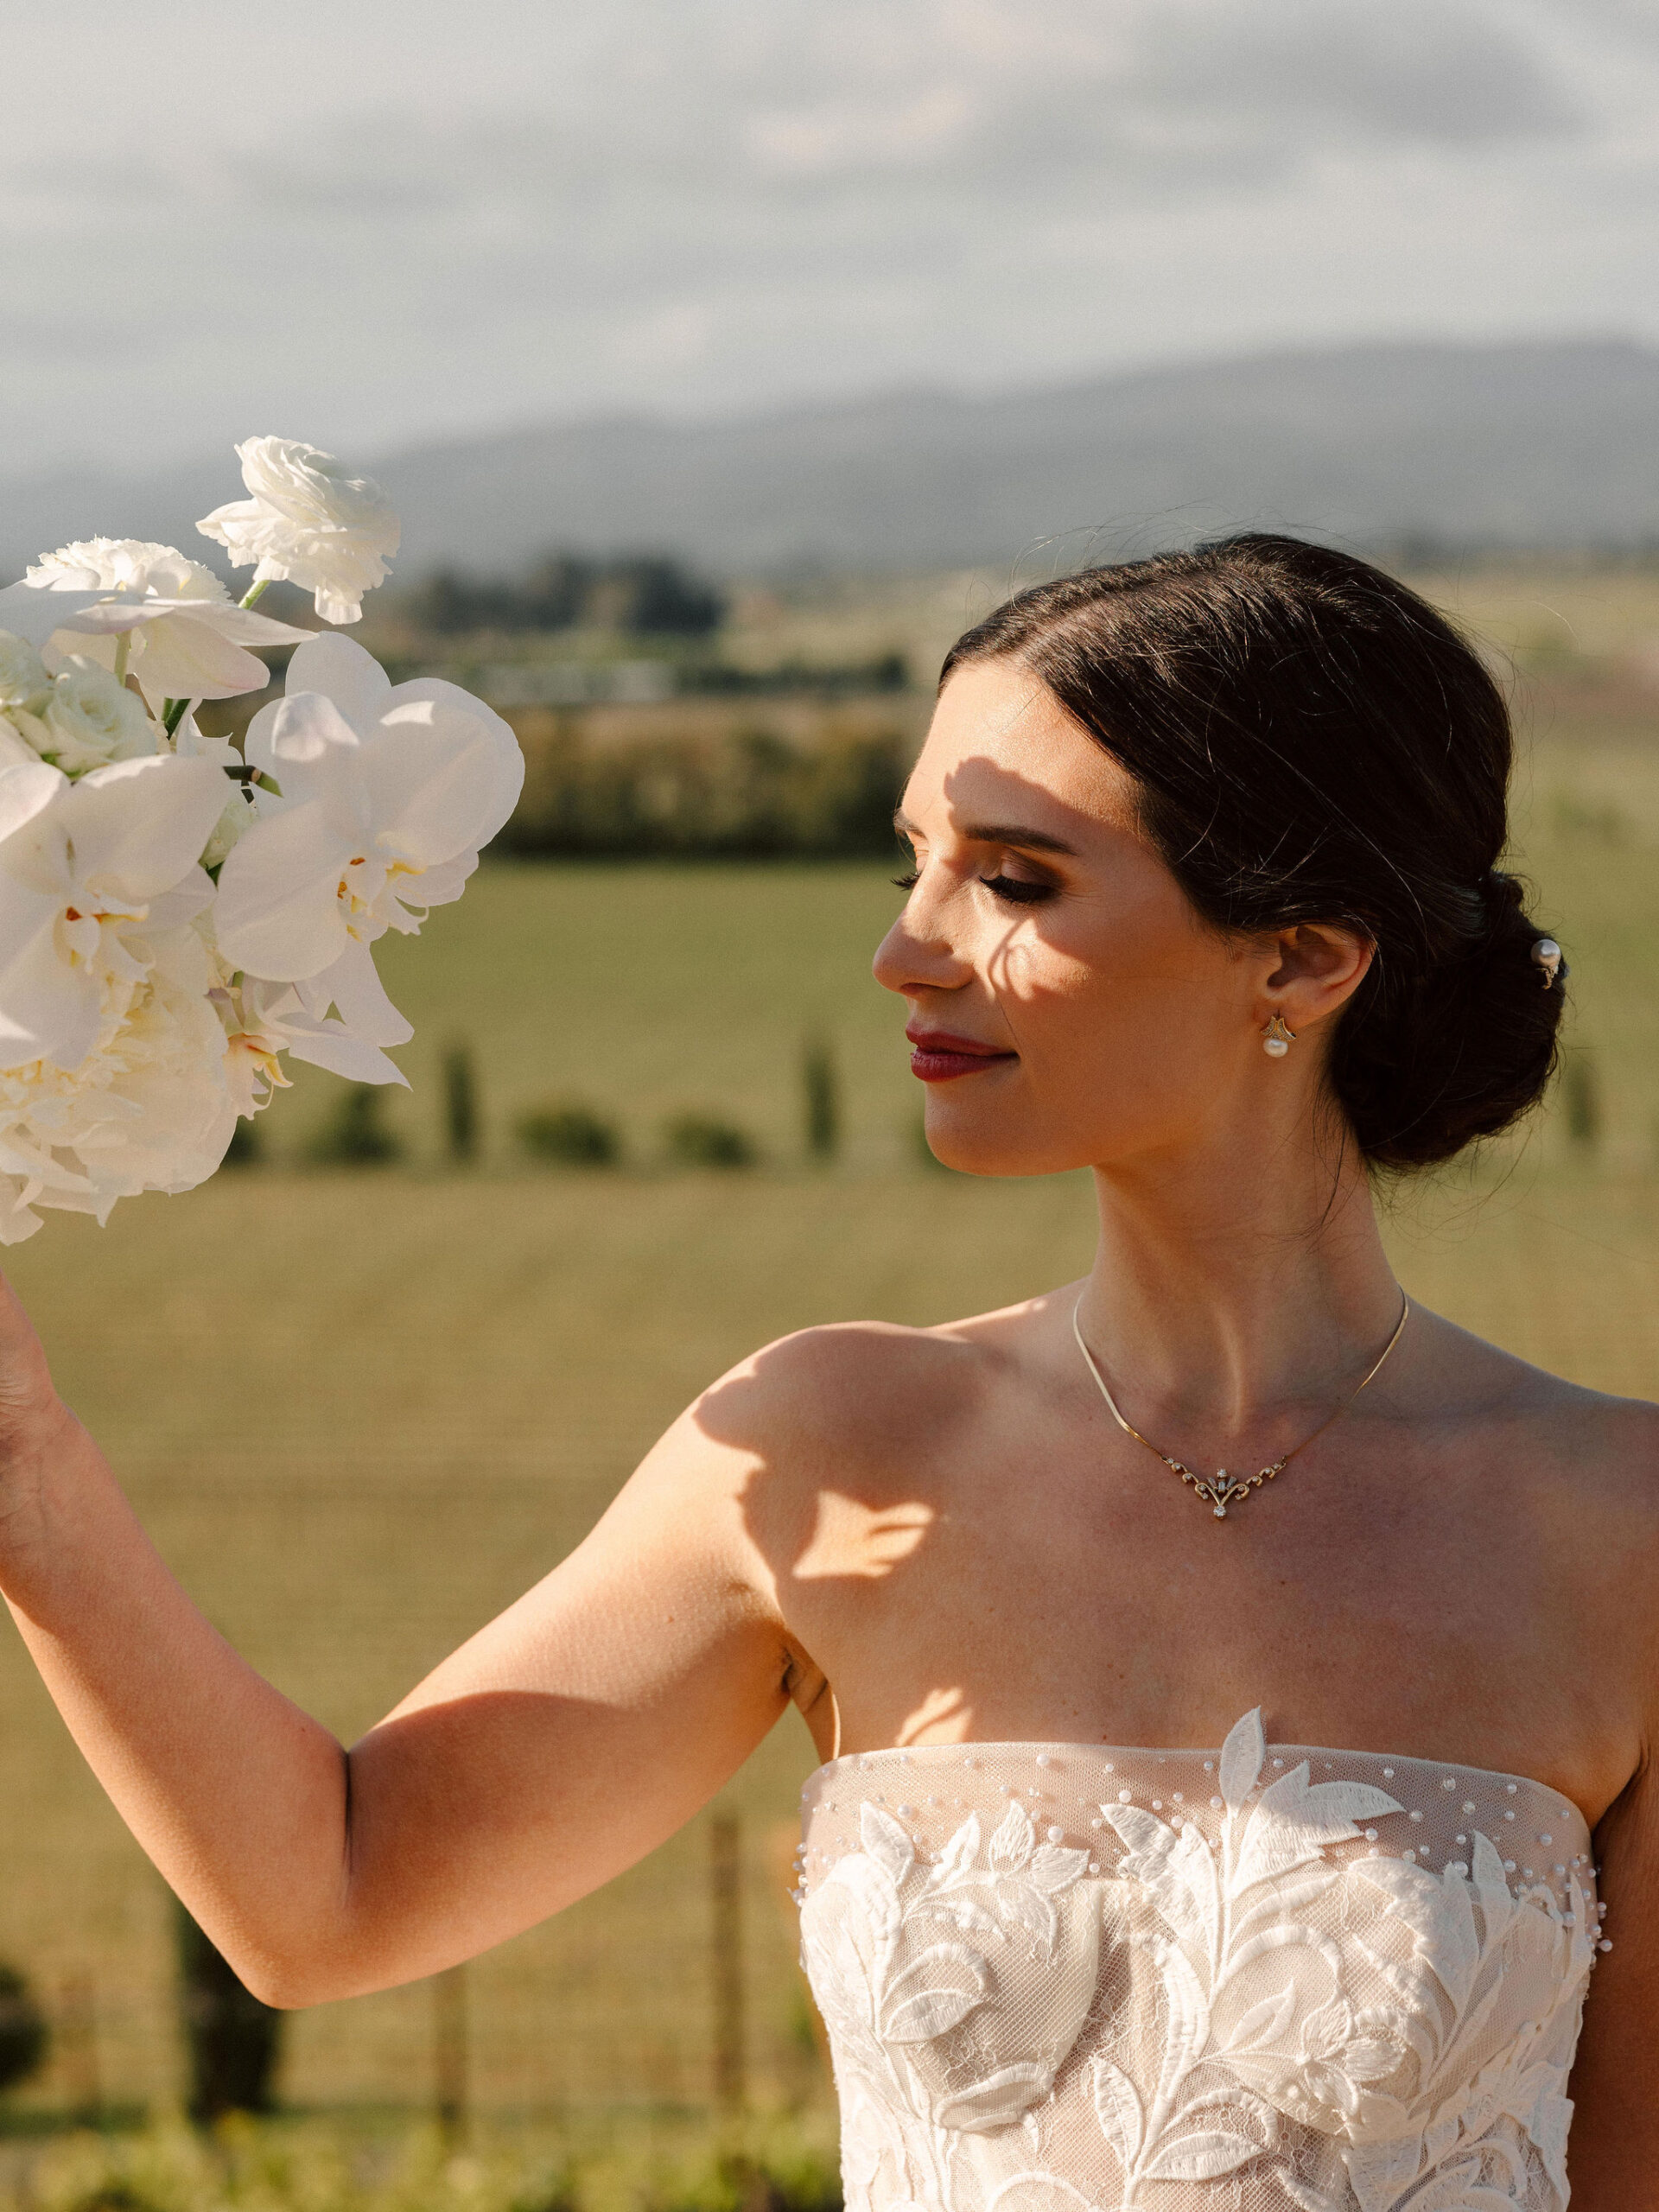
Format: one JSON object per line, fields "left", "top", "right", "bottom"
{"left": 942, "top": 534, "right": 1567, "bottom": 1170}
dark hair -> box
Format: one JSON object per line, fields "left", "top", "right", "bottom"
{"left": 941, "top": 534, "right": 1563, "bottom": 1170}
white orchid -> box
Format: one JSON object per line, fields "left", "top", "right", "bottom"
{"left": 218, "top": 973, "right": 410, "bottom": 1121}
{"left": 0, "top": 539, "right": 310, "bottom": 713}
{"left": 197, "top": 438, "right": 400, "bottom": 625}
{"left": 213, "top": 634, "right": 522, "bottom": 1048}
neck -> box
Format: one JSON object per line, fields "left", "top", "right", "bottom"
{"left": 1076, "top": 1109, "right": 1402, "bottom": 1456}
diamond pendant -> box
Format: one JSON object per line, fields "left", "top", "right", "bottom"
{"left": 1198, "top": 1467, "right": 1247, "bottom": 1518}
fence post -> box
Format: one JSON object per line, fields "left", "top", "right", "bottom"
{"left": 710, "top": 1810, "right": 746, "bottom": 2117}
{"left": 58, "top": 1973, "right": 100, "bottom": 2126}
{"left": 175, "top": 1903, "right": 281, "bottom": 2120}
{"left": 442, "top": 1042, "right": 480, "bottom": 1164}
{"left": 435, "top": 1962, "right": 469, "bottom": 2146}
{"left": 802, "top": 1035, "right": 839, "bottom": 1162}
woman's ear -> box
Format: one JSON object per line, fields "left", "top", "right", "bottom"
{"left": 1261, "top": 921, "right": 1374, "bottom": 1032}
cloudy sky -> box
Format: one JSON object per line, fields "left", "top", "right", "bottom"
{"left": 3, "top": 0, "right": 1656, "bottom": 475}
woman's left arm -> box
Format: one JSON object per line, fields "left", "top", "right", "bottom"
{"left": 1560, "top": 1718, "right": 1659, "bottom": 2202}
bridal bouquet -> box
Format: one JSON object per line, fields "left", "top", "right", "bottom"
{"left": 0, "top": 437, "right": 524, "bottom": 1243}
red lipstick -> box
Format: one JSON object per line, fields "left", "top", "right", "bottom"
{"left": 905, "top": 1027, "right": 1018, "bottom": 1083}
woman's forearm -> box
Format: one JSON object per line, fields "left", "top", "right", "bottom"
{"left": 0, "top": 1393, "right": 355, "bottom": 2005}
{"left": 0, "top": 1281, "right": 800, "bottom": 2007}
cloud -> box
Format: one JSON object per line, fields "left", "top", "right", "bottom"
{"left": 0, "top": 0, "right": 1648, "bottom": 475}
{"left": 1131, "top": 0, "right": 1583, "bottom": 147}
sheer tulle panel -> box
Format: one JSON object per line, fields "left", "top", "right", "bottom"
{"left": 795, "top": 1724, "right": 1603, "bottom": 2211}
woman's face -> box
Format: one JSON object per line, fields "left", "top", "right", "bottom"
{"left": 873, "top": 658, "right": 1319, "bottom": 1178}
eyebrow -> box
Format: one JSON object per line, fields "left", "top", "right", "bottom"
{"left": 892, "top": 810, "right": 1080, "bottom": 858}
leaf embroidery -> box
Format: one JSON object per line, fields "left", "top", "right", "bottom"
{"left": 923, "top": 1813, "right": 982, "bottom": 1891}
{"left": 1090, "top": 2056, "right": 1143, "bottom": 2168}
{"left": 880, "top": 1941, "right": 989, "bottom": 2043}
{"left": 1144, "top": 2128, "right": 1263, "bottom": 2183}
{"left": 933, "top": 2062, "right": 1056, "bottom": 2133}
{"left": 988, "top": 1799, "right": 1034, "bottom": 1873}
{"left": 859, "top": 1802, "right": 915, "bottom": 1889}
{"left": 1218, "top": 1706, "right": 1266, "bottom": 1809}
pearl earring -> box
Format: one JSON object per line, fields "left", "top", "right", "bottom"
{"left": 1262, "top": 1014, "right": 1297, "bottom": 1058}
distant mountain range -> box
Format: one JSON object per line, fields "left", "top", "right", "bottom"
{"left": 4, "top": 338, "right": 1657, "bottom": 581}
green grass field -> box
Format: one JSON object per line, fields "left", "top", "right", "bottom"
{"left": 2, "top": 573, "right": 1659, "bottom": 2133}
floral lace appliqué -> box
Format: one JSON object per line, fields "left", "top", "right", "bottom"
{"left": 798, "top": 1712, "right": 1599, "bottom": 2212}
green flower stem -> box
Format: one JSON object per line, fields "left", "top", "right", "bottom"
{"left": 162, "top": 697, "right": 192, "bottom": 740}
{"left": 112, "top": 633, "right": 130, "bottom": 685}
{"left": 239, "top": 579, "right": 270, "bottom": 609}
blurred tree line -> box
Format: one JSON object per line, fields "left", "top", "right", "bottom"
{"left": 404, "top": 554, "right": 726, "bottom": 637}
{"left": 499, "top": 721, "right": 908, "bottom": 859}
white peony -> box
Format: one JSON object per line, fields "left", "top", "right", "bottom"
{"left": 197, "top": 437, "right": 400, "bottom": 625}
{"left": 0, "top": 719, "right": 39, "bottom": 772}
{"left": 213, "top": 632, "right": 522, "bottom": 1046}
{"left": 0, "top": 917, "right": 237, "bottom": 1244}
{"left": 0, "top": 753, "right": 236, "bottom": 1243}
{"left": 0, "top": 630, "right": 49, "bottom": 711}
{"left": 0, "top": 541, "right": 310, "bottom": 713}
{"left": 0, "top": 752, "right": 228, "bottom": 1069}
{"left": 27, "top": 656, "right": 159, "bottom": 776}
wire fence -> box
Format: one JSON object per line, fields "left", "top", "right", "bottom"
{"left": 1, "top": 1814, "right": 822, "bottom": 2128}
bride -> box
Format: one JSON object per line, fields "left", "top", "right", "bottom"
{"left": 0, "top": 534, "right": 1649, "bottom": 2209}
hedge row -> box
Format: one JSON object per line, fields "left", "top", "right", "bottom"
{"left": 498, "top": 723, "right": 911, "bottom": 859}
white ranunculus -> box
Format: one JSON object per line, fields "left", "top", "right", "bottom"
{"left": 0, "top": 631, "right": 49, "bottom": 711}
{"left": 29, "top": 539, "right": 224, "bottom": 601}
{"left": 0, "top": 541, "right": 310, "bottom": 713}
{"left": 0, "top": 753, "right": 236, "bottom": 1242}
{"left": 213, "top": 636, "right": 522, "bottom": 1042}
{"left": 31, "top": 656, "right": 159, "bottom": 776}
{"left": 197, "top": 437, "right": 400, "bottom": 625}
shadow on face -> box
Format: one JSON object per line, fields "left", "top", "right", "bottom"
{"left": 873, "top": 663, "right": 1274, "bottom": 1179}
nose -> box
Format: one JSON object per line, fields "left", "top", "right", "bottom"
{"left": 873, "top": 872, "right": 974, "bottom": 999}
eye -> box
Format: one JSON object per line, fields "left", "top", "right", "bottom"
{"left": 891, "top": 868, "right": 919, "bottom": 892}
{"left": 981, "top": 872, "right": 1053, "bottom": 906}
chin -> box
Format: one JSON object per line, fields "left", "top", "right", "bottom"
{"left": 921, "top": 1105, "right": 1086, "bottom": 1179}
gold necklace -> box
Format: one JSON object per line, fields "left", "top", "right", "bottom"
{"left": 1071, "top": 1291, "right": 1411, "bottom": 1519}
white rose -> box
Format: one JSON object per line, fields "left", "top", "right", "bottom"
{"left": 197, "top": 436, "right": 400, "bottom": 626}
{"left": 34, "top": 657, "right": 160, "bottom": 775}
{"left": 0, "top": 631, "right": 49, "bottom": 711}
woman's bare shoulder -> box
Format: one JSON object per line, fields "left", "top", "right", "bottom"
{"left": 682, "top": 1286, "right": 1066, "bottom": 1472}
{"left": 1418, "top": 1303, "right": 1659, "bottom": 1531}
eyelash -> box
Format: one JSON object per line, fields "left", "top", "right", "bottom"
{"left": 982, "top": 873, "right": 1053, "bottom": 906}
{"left": 890, "top": 868, "right": 1053, "bottom": 906}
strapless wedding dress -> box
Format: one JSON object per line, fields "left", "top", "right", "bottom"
{"left": 796, "top": 1710, "right": 1604, "bottom": 2211}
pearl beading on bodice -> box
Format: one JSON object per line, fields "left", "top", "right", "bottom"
{"left": 795, "top": 1713, "right": 1604, "bottom": 2211}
